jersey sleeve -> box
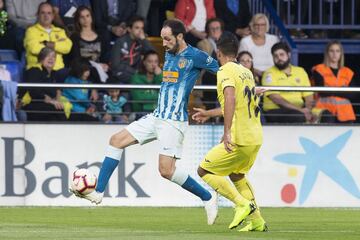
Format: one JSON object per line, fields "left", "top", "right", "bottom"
{"left": 217, "top": 68, "right": 235, "bottom": 92}
{"left": 193, "top": 50, "right": 219, "bottom": 73}
{"left": 261, "top": 71, "right": 280, "bottom": 97}
{"left": 299, "top": 69, "right": 313, "bottom": 98}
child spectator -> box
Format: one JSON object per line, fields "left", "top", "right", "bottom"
{"left": 102, "top": 88, "right": 127, "bottom": 123}
{"left": 62, "top": 58, "right": 98, "bottom": 121}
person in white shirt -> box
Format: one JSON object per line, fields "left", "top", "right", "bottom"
{"left": 239, "top": 13, "right": 279, "bottom": 79}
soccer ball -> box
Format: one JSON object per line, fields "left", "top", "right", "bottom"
{"left": 71, "top": 168, "right": 97, "bottom": 195}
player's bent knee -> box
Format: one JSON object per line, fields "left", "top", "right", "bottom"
{"left": 158, "top": 167, "right": 173, "bottom": 180}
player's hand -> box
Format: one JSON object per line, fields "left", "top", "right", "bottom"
{"left": 192, "top": 107, "right": 210, "bottom": 123}
{"left": 255, "top": 87, "right": 267, "bottom": 96}
{"left": 222, "top": 132, "right": 235, "bottom": 153}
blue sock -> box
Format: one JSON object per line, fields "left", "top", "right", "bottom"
{"left": 181, "top": 176, "right": 212, "bottom": 201}
{"left": 95, "top": 157, "right": 119, "bottom": 192}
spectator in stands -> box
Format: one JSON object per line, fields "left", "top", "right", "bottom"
{"left": 62, "top": 58, "right": 98, "bottom": 121}
{"left": 48, "top": 0, "right": 91, "bottom": 34}
{"left": 0, "top": 0, "right": 18, "bottom": 53}
{"left": 261, "top": 42, "right": 316, "bottom": 123}
{"left": 237, "top": 51, "right": 259, "bottom": 85}
{"left": 69, "top": 6, "right": 110, "bottom": 83}
{"left": 20, "top": 47, "right": 67, "bottom": 121}
{"left": 175, "top": 0, "right": 216, "bottom": 46}
{"left": 214, "top": 0, "right": 251, "bottom": 39}
{"left": 110, "top": 15, "right": 154, "bottom": 84}
{"left": 91, "top": 0, "right": 137, "bottom": 44}
{"left": 312, "top": 40, "right": 356, "bottom": 123}
{"left": 102, "top": 88, "right": 128, "bottom": 123}
{"left": 239, "top": 13, "right": 279, "bottom": 79}
{"left": 24, "top": 2, "right": 72, "bottom": 72}
{"left": 130, "top": 50, "right": 162, "bottom": 118}
{"left": 197, "top": 17, "right": 224, "bottom": 110}
{"left": 5, "top": 0, "right": 45, "bottom": 56}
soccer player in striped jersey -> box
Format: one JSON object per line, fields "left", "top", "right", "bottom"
{"left": 193, "top": 33, "right": 267, "bottom": 231}
{"left": 70, "top": 19, "right": 220, "bottom": 225}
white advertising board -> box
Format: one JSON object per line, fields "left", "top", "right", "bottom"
{"left": 0, "top": 124, "right": 359, "bottom": 207}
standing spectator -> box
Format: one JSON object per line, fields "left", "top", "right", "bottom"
{"left": 48, "top": 0, "right": 91, "bottom": 33}
{"left": 239, "top": 14, "right": 279, "bottom": 79}
{"left": 102, "top": 88, "right": 128, "bottom": 123}
{"left": 91, "top": 0, "right": 137, "bottom": 44}
{"left": 175, "top": 0, "right": 216, "bottom": 46}
{"left": 312, "top": 41, "right": 356, "bottom": 123}
{"left": 62, "top": 58, "right": 98, "bottom": 121}
{"left": 24, "top": 2, "right": 72, "bottom": 71}
{"left": 130, "top": 50, "right": 162, "bottom": 117}
{"left": 214, "top": 0, "right": 251, "bottom": 39}
{"left": 261, "top": 42, "right": 315, "bottom": 123}
{"left": 0, "top": 0, "right": 17, "bottom": 53}
{"left": 69, "top": 6, "right": 110, "bottom": 83}
{"left": 110, "top": 15, "right": 154, "bottom": 84}
{"left": 19, "top": 47, "right": 67, "bottom": 121}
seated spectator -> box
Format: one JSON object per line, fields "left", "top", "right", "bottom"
{"left": 24, "top": 2, "right": 72, "bottom": 72}
{"left": 5, "top": 0, "right": 45, "bottom": 56}
{"left": 261, "top": 42, "right": 317, "bottom": 123}
{"left": 214, "top": 0, "right": 251, "bottom": 39}
{"left": 312, "top": 40, "right": 356, "bottom": 123}
{"left": 197, "top": 18, "right": 224, "bottom": 110}
{"left": 19, "top": 47, "right": 67, "bottom": 121}
{"left": 237, "top": 51, "right": 259, "bottom": 84}
{"left": 239, "top": 13, "right": 279, "bottom": 79}
{"left": 175, "top": 0, "right": 215, "bottom": 46}
{"left": 48, "top": 0, "right": 91, "bottom": 33}
{"left": 102, "top": 88, "right": 128, "bottom": 123}
{"left": 130, "top": 50, "right": 162, "bottom": 118}
{"left": 110, "top": 15, "right": 154, "bottom": 84}
{"left": 62, "top": 58, "right": 98, "bottom": 121}
{"left": 91, "top": 0, "right": 137, "bottom": 44}
{"left": 69, "top": 6, "right": 110, "bottom": 83}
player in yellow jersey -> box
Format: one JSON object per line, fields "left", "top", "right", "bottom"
{"left": 193, "top": 33, "right": 267, "bottom": 232}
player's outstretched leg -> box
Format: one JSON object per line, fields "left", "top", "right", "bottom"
{"left": 159, "top": 155, "right": 218, "bottom": 225}
{"left": 70, "top": 130, "right": 137, "bottom": 204}
{"left": 231, "top": 176, "right": 267, "bottom": 232}
{"left": 198, "top": 167, "right": 256, "bottom": 229}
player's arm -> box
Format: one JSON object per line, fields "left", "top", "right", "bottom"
{"left": 192, "top": 107, "right": 222, "bottom": 123}
{"left": 223, "top": 86, "right": 236, "bottom": 152}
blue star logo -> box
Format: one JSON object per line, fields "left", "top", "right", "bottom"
{"left": 274, "top": 130, "right": 360, "bottom": 204}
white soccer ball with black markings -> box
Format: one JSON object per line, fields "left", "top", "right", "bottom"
{"left": 71, "top": 168, "right": 97, "bottom": 195}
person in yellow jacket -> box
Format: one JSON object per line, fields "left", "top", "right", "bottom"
{"left": 24, "top": 2, "right": 72, "bottom": 71}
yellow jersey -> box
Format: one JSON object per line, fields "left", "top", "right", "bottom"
{"left": 261, "top": 65, "right": 313, "bottom": 111}
{"left": 217, "top": 62, "right": 263, "bottom": 146}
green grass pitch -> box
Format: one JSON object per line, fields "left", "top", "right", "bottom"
{"left": 0, "top": 207, "right": 359, "bottom": 240}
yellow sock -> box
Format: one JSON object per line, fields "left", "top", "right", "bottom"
{"left": 233, "top": 178, "right": 261, "bottom": 219}
{"left": 202, "top": 174, "right": 248, "bottom": 206}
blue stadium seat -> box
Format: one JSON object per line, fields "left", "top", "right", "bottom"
{"left": 0, "top": 49, "right": 18, "bottom": 61}
{"left": 0, "top": 61, "right": 23, "bottom": 82}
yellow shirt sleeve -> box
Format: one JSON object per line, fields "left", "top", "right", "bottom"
{"left": 299, "top": 69, "right": 313, "bottom": 98}
{"left": 262, "top": 71, "right": 280, "bottom": 97}
{"left": 218, "top": 68, "right": 235, "bottom": 92}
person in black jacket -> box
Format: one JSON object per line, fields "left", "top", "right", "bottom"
{"left": 110, "top": 15, "right": 154, "bottom": 84}
{"left": 214, "top": 0, "right": 251, "bottom": 39}
{"left": 19, "top": 47, "right": 66, "bottom": 121}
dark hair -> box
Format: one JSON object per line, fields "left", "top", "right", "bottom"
{"left": 73, "top": 6, "right": 95, "bottom": 33}
{"left": 127, "top": 15, "right": 145, "bottom": 28}
{"left": 162, "top": 19, "right": 186, "bottom": 37}
{"left": 139, "top": 50, "right": 159, "bottom": 74}
{"left": 216, "top": 32, "right": 239, "bottom": 58}
{"left": 237, "top": 51, "right": 253, "bottom": 62}
{"left": 205, "top": 18, "right": 224, "bottom": 34}
{"left": 37, "top": 2, "right": 53, "bottom": 15}
{"left": 69, "top": 58, "right": 91, "bottom": 79}
{"left": 38, "top": 47, "right": 55, "bottom": 63}
{"left": 271, "top": 42, "right": 291, "bottom": 55}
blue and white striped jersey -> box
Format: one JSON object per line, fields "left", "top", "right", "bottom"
{"left": 153, "top": 45, "right": 219, "bottom": 121}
